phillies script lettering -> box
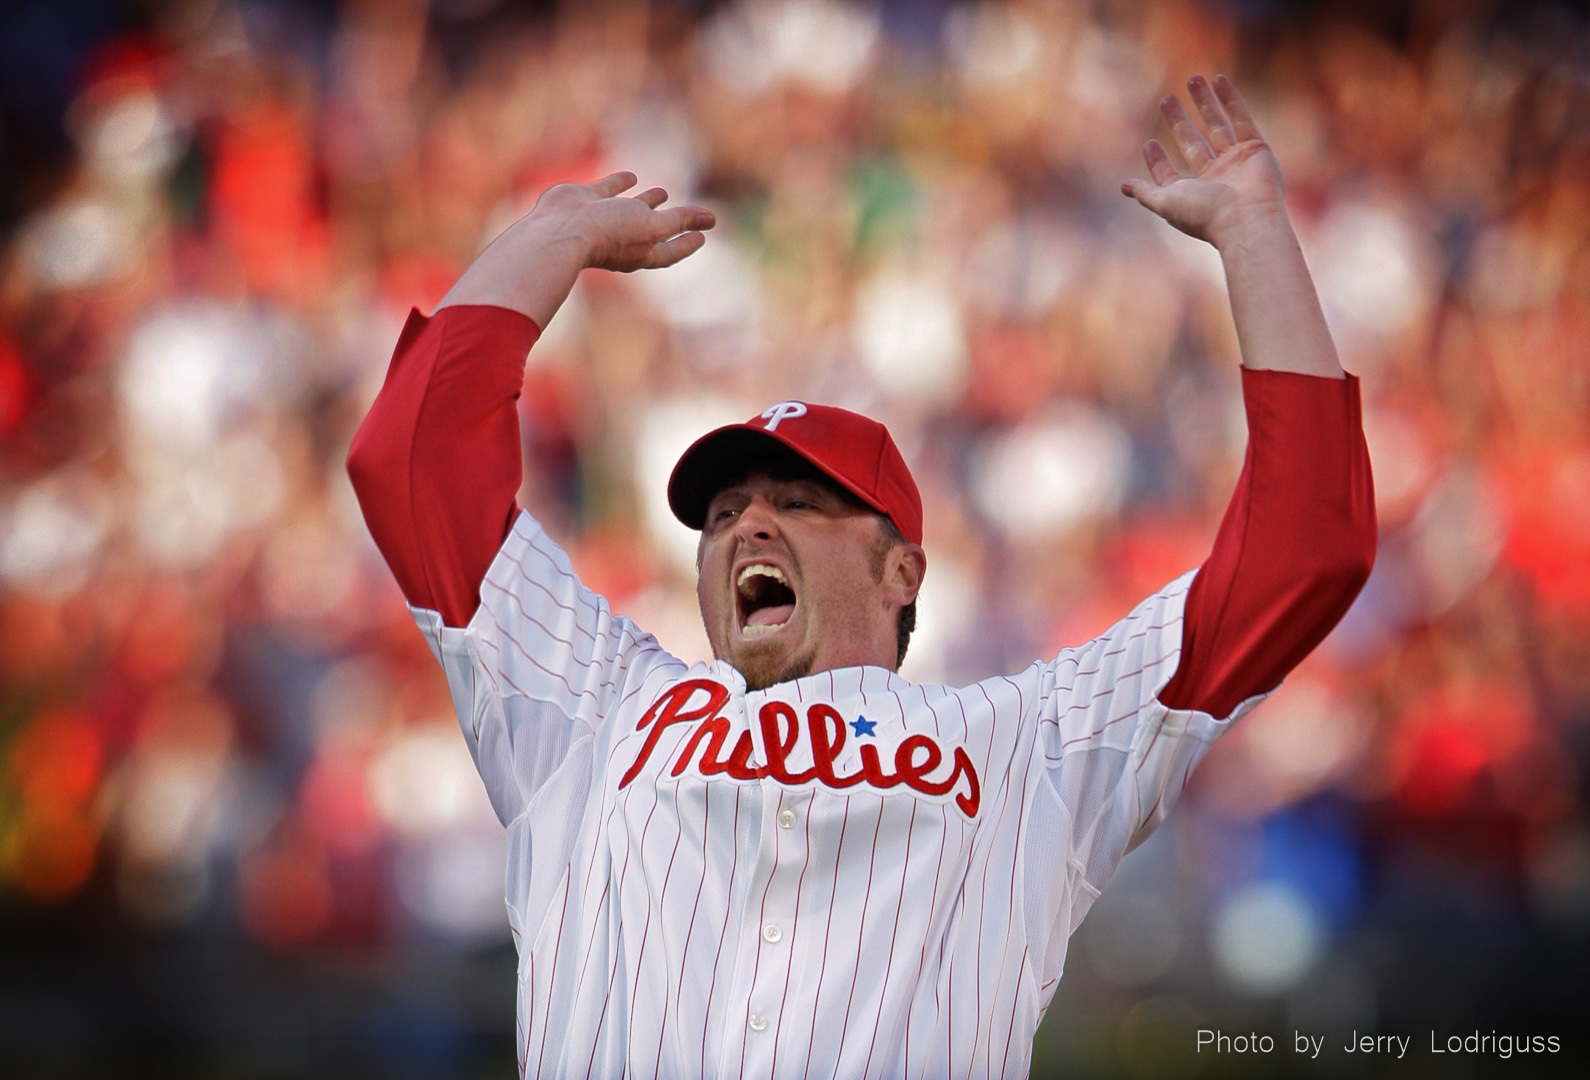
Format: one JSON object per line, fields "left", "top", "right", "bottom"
{"left": 618, "top": 679, "right": 981, "bottom": 818}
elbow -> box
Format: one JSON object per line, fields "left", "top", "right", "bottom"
{"left": 1345, "top": 501, "right": 1378, "bottom": 590}
{"left": 345, "top": 433, "right": 377, "bottom": 502}
{"left": 1333, "top": 547, "right": 1375, "bottom": 607}
{"left": 1311, "top": 473, "right": 1377, "bottom": 599}
{"left": 1309, "top": 518, "right": 1377, "bottom": 607}
{"left": 345, "top": 413, "right": 400, "bottom": 509}
{"left": 344, "top": 418, "right": 418, "bottom": 586}
{"left": 1338, "top": 517, "right": 1377, "bottom": 586}
{"left": 1353, "top": 528, "right": 1377, "bottom": 587}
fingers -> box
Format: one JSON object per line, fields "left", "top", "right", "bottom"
{"left": 1159, "top": 95, "right": 1215, "bottom": 173}
{"left": 1187, "top": 75, "right": 1236, "bottom": 153}
{"left": 1121, "top": 177, "right": 1170, "bottom": 219}
{"left": 640, "top": 205, "right": 716, "bottom": 269}
{"left": 652, "top": 204, "right": 717, "bottom": 238}
{"left": 1142, "top": 140, "right": 1181, "bottom": 187}
{"left": 1122, "top": 141, "right": 1179, "bottom": 214}
{"left": 590, "top": 172, "right": 638, "bottom": 198}
{"left": 1213, "top": 74, "right": 1264, "bottom": 143}
{"left": 618, "top": 183, "right": 716, "bottom": 235}
{"left": 647, "top": 231, "right": 707, "bottom": 269}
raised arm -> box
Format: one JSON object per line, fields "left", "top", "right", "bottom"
{"left": 435, "top": 171, "right": 717, "bottom": 325}
{"left": 1122, "top": 74, "right": 1342, "bottom": 380}
{"left": 346, "top": 174, "right": 715, "bottom": 626}
{"left": 1121, "top": 76, "right": 1374, "bottom": 715}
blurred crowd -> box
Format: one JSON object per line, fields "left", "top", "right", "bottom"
{"left": 1, "top": 0, "right": 1587, "bottom": 1073}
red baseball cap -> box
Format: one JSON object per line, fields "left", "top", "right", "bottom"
{"left": 667, "top": 401, "right": 923, "bottom": 545}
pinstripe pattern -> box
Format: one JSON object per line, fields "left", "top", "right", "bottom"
{"left": 411, "top": 512, "right": 1265, "bottom": 1079}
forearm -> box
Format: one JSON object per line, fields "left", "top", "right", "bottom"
{"left": 1218, "top": 206, "right": 1343, "bottom": 380}
{"left": 437, "top": 213, "right": 589, "bottom": 329}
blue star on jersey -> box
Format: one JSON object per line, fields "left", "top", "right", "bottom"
{"left": 850, "top": 715, "right": 876, "bottom": 737}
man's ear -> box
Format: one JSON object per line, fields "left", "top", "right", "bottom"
{"left": 886, "top": 544, "right": 926, "bottom": 607}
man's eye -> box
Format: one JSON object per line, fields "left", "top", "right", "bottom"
{"left": 785, "top": 499, "right": 811, "bottom": 510}
{"left": 713, "top": 508, "right": 739, "bottom": 522}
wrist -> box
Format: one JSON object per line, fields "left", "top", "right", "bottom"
{"left": 437, "top": 210, "right": 591, "bottom": 325}
{"left": 515, "top": 210, "right": 596, "bottom": 274}
{"left": 1210, "top": 201, "right": 1295, "bottom": 259}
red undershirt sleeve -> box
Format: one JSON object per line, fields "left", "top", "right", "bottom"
{"left": 347, "top": 304, "right": 540, "bottom": 628}
{"left": 1158, "top": 367, "right": 1377, "bottom": 718}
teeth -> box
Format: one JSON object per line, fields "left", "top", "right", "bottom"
{"left": 737, "top": 563, "right": 788, "bottom": 589}
{"left": 736, "top": 563, "right": 792, "bottom": 634}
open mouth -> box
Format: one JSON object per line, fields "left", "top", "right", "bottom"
{"left": 736, "top": 563, "right": 797, "bottom": 635}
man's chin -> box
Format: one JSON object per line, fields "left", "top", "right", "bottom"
{"left": 728, "top": 636, "right": 814, "bottom": 692}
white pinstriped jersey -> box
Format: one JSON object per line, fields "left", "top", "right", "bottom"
{"left": 412, "top": 512, "right": 1265, "bottom": 1079}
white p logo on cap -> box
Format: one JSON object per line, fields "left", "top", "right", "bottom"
{"left": 760, "top": 401, "right": 808, "bottom": 431}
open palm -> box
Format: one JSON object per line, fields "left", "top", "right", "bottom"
{"left": 1122, "top": 74, "right": 1285, "bottom": 248}
{"left": 534, "top": 172, "right": 715, "bottom": 273}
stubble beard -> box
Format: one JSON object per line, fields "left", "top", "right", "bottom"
{"left": 730, "top": 639, "right": 817, "bottom": 692}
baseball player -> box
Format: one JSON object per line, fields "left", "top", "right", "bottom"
{"left": 348, "top": 75, "right": 1374, "bottom": 1078}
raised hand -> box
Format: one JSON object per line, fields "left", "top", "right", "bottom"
{"left": 1121, "top": 74, "right": 1285, "bottom": 250}
{"left": 1121, "top": 74, "right": 1342, "bottom": 379}
{"left": 537, "top": 172, "right": 717, "bottom": 273}
{"left": 437, "top": 171, "right": 715, "bottom": 327}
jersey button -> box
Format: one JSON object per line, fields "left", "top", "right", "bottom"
{"left": 748, "top": 1013, "right": 768, "bottom": 1032}
{"left": 777, "top": 809, "right": 796, "bottom": 829}
{"left": 762, "top": 923, "right": 782, "bottom": 943}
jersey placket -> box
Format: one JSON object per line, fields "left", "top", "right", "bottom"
{"left": 710, "top": 692, "right": 794, "bottom": 1079}
{"left": 749, "top": 787, "right": 814, "bottom": 1078}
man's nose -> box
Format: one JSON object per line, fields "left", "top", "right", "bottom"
{"left": 735, "top": 495, "right": 780, "bottom": 542}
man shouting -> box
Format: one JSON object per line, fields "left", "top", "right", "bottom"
{"left": 348, "top": 74, "right": 1374, "bottom": 1078}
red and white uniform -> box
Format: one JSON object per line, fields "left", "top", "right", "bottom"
{"left": 348, "top": 305, "right": 1375, "bottom": 1079}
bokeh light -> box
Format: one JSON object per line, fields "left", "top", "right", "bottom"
{"left": 1211, "top": 881, "right": 1325, "bottom": 997}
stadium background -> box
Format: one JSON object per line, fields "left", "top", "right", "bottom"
{"left": 0, "top": 0, "right": 1587, "bottom": 1076}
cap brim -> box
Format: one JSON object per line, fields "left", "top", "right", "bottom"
{"left": 667, "top": 424, "right": 890, "bottom": 530}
